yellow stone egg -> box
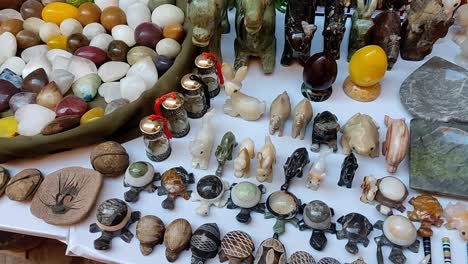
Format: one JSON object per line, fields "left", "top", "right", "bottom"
{"left": 349, "top": 45, "right": 388, "bottom": 87}
{"left": 80, "top": 107, "right": 104, "bottom": 124}
{"left": 0, "top": 116, "right": 18, "bottom": 138}
{"left": 42, "top": 3, "right": 79, "bottom": 25}
{"left": 47, "top": 34, "right": 68, "bottom": 50}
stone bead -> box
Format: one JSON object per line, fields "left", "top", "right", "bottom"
{"left": 22, "top": 68, "right": 48, "bottom": 93}
{"left": 0, "top": 80, "right": 19, "bottom": 111}
{"left": 0, "top": 116, "right": 18, "bottom": 138}
{"left": 41, "top": 114, "right": 80, "bottom": 135}
{"left": 21, "top": 44, "right": 48, "bottom": 63}
{"left": 0, "top": 68, "right": 22, "bottom": 89}
{"left": 0, "top": 32, "right": 17, "bottom": 66}
{"left": 20, "top": 0, "right": 44, "bottom": 20}
{"left": 39, "top": 22, "right": 60, "bottom": 42}
{"left": 120, "top": 75, "right": 145, "bottom": 102}
{"left": 36, "top": 81, "right": 63, "bottom": 109}
{"left": 0, "top": 0, "right": 23, "bottom": 11}
{"left": 9, "top": 92, "right": 37, "bottom": 112}
{"left": 0, "top": 19, "right": 23, "bottom": 35}
{"left": 107, "top": 40, "right": 129, "bottom": 61}
{"left": 148, "top": 0, "right": 175, "bottom": 12}
{"left": 23, "top": 55, "right": 52, "bottom": 77}
{"left": 0, "top": 57, "right": 26, "bottom": 77}
{"left": 163, "top": 23, "right": 185, "bottom": 43}
{"left": 156, "top": 38, "right": 180, "bottom": 59}
{"left": 15, "top": 103, "right": 56, "bottom": 136}
{"left": 80, "top": 106, "right": 104, "bottom": 124}
{"left": 94, "top": 0, "right": 118, "bottom": 11}
{"left": 105, "top": 98, "right": 128, "bottom": 114}
{"left": 101, "top": 6, "right": 126, "bottom": 31}
{"left": 111, "top": 25, "right": 135, "bottom": 47}
{"left": 134, "top": 22, "right": 162, "bottom": 48}
{"left": 98, "top": 81, "right": 121, "bottom": 103}
{"left": 55, "top": 95, "right": 88, "bottom": 117}
{"left": 154, "top": 55, "right": 173, "bottom": 76}
{"left": 77, "top": 3, "right": 101, "bottom": 26}
{"left": 23, "top": 17, "right": 46, "bottom": 34}
{"left": 50, "top": 69, "right": 74, "bottom": 94}
{"left": 127, "top": 46, "right": 156, "bottom": 65}
{"left": 75, "top": 46, "right": 108, "bottom": 66}
{"left": 82, "top": 22, "right": 105, "bottom": 40}
{"left": 151, "top": 4, "right": 184, "bottom": 29}
{"left": 66, "top": 0, "right": 92, "bottom": 8}
{"left": 60, "top": 18, "right": 82, "bottom": 37}
{"left": 127, "top": 56, "right": 158, "bottom": 90}
{"left": 98, "top": 61, "right": 129, "bottom": 82}
{"left": 126, "top": 2, "right": 151, "bottom": 29}
{"left": 66, "top": 33, "right": 89, "bottom": 53}
{"left": 46, "top": 49, "right": 73, "bottom": 63}
{"left": 72, "top": 73, "right": 101, "bottom": 101}
{"left": 47, "top": 34, "right": 68, "bottom": 50}
{"left": 0, "top": 9, "right": 23, "bottom": 22}
{"left": 41, "top": 2, "right": 78, "bottom": 25}
{"left": 349, "top": 45, "right": 387, "bottom": 87}
{"left": 89, "top": 33, "right": 113, "bottom": 52}
{"left": 16, "top": 30, "right": 41, "bottom": 49}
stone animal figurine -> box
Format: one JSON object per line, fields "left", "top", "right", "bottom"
{"left": 281, "top": 0, "right": 317, "bottom": 66}
{"left": 157, "top": 167, "right": 195, "bottom": 210}
{"left": 323, "top": 0, "right": 347, "bottom": 59}
{"left": 234, "top": 138, "right": 255, "bottom": 178}
{"left": 189, "top": 110, "right": 215, "bottom": 170}
{"left": 347, "top": 0, "right": 378, "bottom": 61}
{"left": 234, "top": 0, "right": 276, "bottom": 74}
{"left": 382, "top": 116, "right": 408, "bottom": 173}
{"left": 222, "top": 63, "right": 266, "bottom": 121}
{"left": 311, "top": 111, "right": 340, "bottom": 153}
{"left": 215, "top": 131, "right": 237, "bottom": 177}
{"left": 341, "top": 113, "right": 379, "bottom": 158}
{"left": 306, "top": 150, "right": 331, "bottom": 191}
{"left": 191, "top": 175, "right": 230, "bottom": 216}
{"left": 338, "top": 153, "right": 358, "bottom": 188}
{"left": 187, "top": 0, "right": 230, "bottom": 60}
{"left": 443, "top": 202, "right": 468, "bottom": 241}
{"left": 400, "top": 0, "right": 461, "bottom": 61}
{"left": 282, "top": 148, "right": 310, "bottom": 191}
{"left": 269, "top": 91, "right": 291, "bottom": 137}
{"left": 368, "top": 10, "right": 402, "bottom": 70}
{"left": 256, "top": 135, "right": 276, "bottom": 183}
{"left": 361, "top": 175, "right": 408, "bottom": 216}
{"left": 291, "top": 99, "right": 313, "bottom": 140}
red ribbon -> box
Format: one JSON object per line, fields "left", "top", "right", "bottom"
{"left": 154, "top": 92, "right": 178, "bottom": 116}
{"left": 148, "top": 114, "right": 173, "bottom": 139}
{"left": 201, "top": 52, "right": 224, "bottom": 85}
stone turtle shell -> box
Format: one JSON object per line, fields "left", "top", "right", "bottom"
{"left": 96, "top": 199, "right": 128, "bottom": 226}
{"left": 221, "top": 231, "right": 254, "bottom": 259}
{"left": 136, "top": 215, "right": 165, "bottom": 244}
{"left": 289, "top": 251, "right": 316, "bottom": 264}
{"left": 303, "top": 200, "right": 332, "bottom": 230}
{"left": 340, "top": 213, "right": 373, "bottom": 238}
{"left": 164, "top": 219, "right": 192, "bottom": 252}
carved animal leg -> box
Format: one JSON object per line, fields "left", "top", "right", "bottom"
{"left": 94, "top": 232, "right": 113, "bottom": 250}
{"left": 299, "top": 126, "right": 306, "bottom": 140}
{"left": 310, "top": 230, "right": 327, "bottom": 251}
{"left": 389, "top": 247, "right": 406, "bottom": 264}
{"left": 124, "top": 189, "right": 140, "bottom": 203}
{"left": 236, "top": 209, "right": 252, "bottom": 223}
{"left": 280, "top": 41, "right": 294, "bottom": 66}
{"left": 223, "top": 99, "right": 239, "bottom": 117}
{"left": 119, "top": 227, "right": 134, "bottom": 243}
{"left": 345, "top": 241, "right": 359, "bottom": 254}
{"left": 262, "top": 38, "right": 276, "bottom": 74}
{"left": 329, "top": 139, "right": 338, "bottom": 153}
{"left": 162, "top": 197, "right": 175, "bottom": 210}
{"left": 311, "top": 137, "right": 320, "bottom": 152}
{"left": 299, "top": 49, "right": 311, "bottom": 66}
{"left": 245, "top": 255, "right": 254, "bottom": 264}
{"left": 144, "top": 183, "right": 157, "bottom": 193}
{"left": 278, "top": 122, "right": 285, "bottom": 137}
{"left": 196, "top": 203, "right": 210, "bottom": 216}
{"left": 234, "top": 38, "right": 249, "bottom": 70}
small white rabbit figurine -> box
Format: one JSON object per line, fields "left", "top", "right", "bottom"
{"left": 256, "top": 135, "right": 276, "bottom": 182}
{"left": 234, "top": 138, "right": 255, "bottom": 178}
{"left": 189, "top": 110, "right": 215, "bottom": 170}
{"left": 306, "top": 149, "right": 331, "bottom": 190}
{"left": 222, "top": 63, "right": 266, "bottom": 121}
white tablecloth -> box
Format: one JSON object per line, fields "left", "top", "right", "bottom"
{"left": 2, "top": 10, "right": 467, "bottom": 264}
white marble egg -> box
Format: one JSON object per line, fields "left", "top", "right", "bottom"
{"left": 90, "top": 33, "right": 114, "bottom": 51}
{"left": 60, "top": 18, "right": 83, "bottom": 37}
{"left": 156, "top": 38, "right": 181, "bottom": 59}
{"left": 0, "top": 57, "right": 25, "bottom": 76}
{"left": 83, "top": 23, "right": 106, "bottom": 41}
{"left": 126, "top": 2, "right": 151, "bottom": 29}
{"left": 23, "top": 17, "right": 46, "bottom": 34}
{"left": 39, "top": 22, "right": 61, "bottom": 43}
{"left": 0, "top": 32, "right": 17, "bottom": 66}
{"left": 21, "top": 45, "right": 48, "bottom": 63}
{"left": 120, "top": 75, "right": 146, "bottom": 102}
{"left": 94, "top": 0, "right": 119, "bottom": 11}
{"left": 112, "top": 25, "right": 136, "bottom": 47}
{"left": 383, "top": 215, "right": 417, "bottom": 247}
{"left": 98, "top": 61, "right": 130, "bottom": 82}
{"left": 151, "top": 4, "right": 184, "bottom": 28}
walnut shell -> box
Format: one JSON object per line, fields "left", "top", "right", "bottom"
{"left": 5, "top": 169, "right": 43, "bottom": 201}
{"left": 90, "top": 141, "right": 129, "bottom": 177}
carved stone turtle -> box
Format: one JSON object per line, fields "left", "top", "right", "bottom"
{"left": 219, "top": 230, "right": 255, "bottom": 264}
{"left": 191, "top": 223, "right": 221, "bottom": 264}
{"left": 289, "top": 251, "right": 316, "bottom": 264}
{"left": 156, "top": 166, "right": 194, "bottom": 210}
{"left": 136, "top": 215, "right": 165, "bottom": 256}
{"left": 226, "top": 181, "right": 266, "bottom": 224}
{"left": 254, "top": 236, "right": 286, "bottom": 264}
{"left": 123, "top": 161, "right": 159, "bottom": 203}
{"left": 336, "top": 213, "right": 373, "bottom": 254}
{"left": 265, "top": 190, "right": 302, "bottom": 235}
{"left": 0, "top": 166, "right": 10, "bottom": 196}
{"left": 164, "top": 218, "right": 192, "bottom": 262}
{"left": 318, "top": 257, "right": 341, "bottom": 264}
{"left": 361, "top": 175, "right": 408, "bottom": 216}
{"left": 298, "top": 200, "right": 336, "bottom": 251}
{"left": 191, "top": 175, "right": 229, "bottom": 216}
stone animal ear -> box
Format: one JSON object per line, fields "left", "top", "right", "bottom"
{"left": 222, "top": 63, "right": 235, "bottom": 81}
{"left": 233, "top": 66, "right": 248, "bottom": 85}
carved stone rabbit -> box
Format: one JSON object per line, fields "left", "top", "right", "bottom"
{"left": 306, "top": 150, "right": 331, "bottom": 190}
{"left": 269, "top": 91, "right": 291, "bottom": 137}
{"left": 222, "top": 63, "right": 266, "bottom": 121}
{"left": 291, "top": 99, "right": 313, "bottom": 140}
{"left": 234, "top": 138, "right": 255, "bottom": 178}
{"left": 189, "top": 110, "right": 215, "bottom": 170}
{"left": 382, "top": 115, "right": 408, "bottom": 173}
{"left": 256, "top": 136, "right": 276, "bottom": 182}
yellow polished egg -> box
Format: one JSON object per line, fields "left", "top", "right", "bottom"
{"left": 0, "top": 116, "right": 18, "bottom": 138}
{"left": 42, "top": 3, "right": 79, "bottom": 25}
{"left": 47, "top": 34, "right": 68, "bottom": 50}
{"left": 349, "top": 45, "right": 387, "bottom": 87}
{"left": 81, "top": 107, "right": 104, "bottom": 125}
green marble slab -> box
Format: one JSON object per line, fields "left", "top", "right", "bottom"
{"left": 410, "top": 118, "right": 468, "bottom": 199}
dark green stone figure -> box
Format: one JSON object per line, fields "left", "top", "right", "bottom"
{"left": 215, "top": 131, "right": 237, "bottom": 177}
{"left": 347, "top": 0, "right": 378, "bottom": 61}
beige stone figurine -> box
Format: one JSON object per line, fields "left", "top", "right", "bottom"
{"left": 234, "top": 138, "right": 255, "bottom": 178}
{"left": 269, "top": 91, "right": 291, "bottom": 137}
{"left": 256, "top": 136, "right": 276, "bottom": 183}
{"left": 382, "top": 115, "right": 409, "bottom": 173}
{"left": 443, "top": 202, "right": 468, "bottom": 241}
{"left": 341, "top": 113, "right": 379, "bottom": 158}
{"left": 291, "top": 99, "right": 313, "bottom": 140}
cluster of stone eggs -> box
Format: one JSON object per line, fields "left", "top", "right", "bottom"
{"left": 0, "top": 0, "right": 186, "bottom": 138}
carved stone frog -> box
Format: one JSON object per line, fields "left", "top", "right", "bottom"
{"left": 341, "top": 113, "right": 379, "bottom": 158}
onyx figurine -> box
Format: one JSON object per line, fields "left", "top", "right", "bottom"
{"left": 310, "top": 111, "right": 340, "bottom": 153}
{"left": 338, "top": 153, "right": 358, "bottom": 188}
{"left": 281, "top": 148, "right": 310, "bottom": 191}
{"left": 323, "top": 0, "right": 347, "bottom": 60}
{"left": 281, "top": 0, "right": 317, "bottom": 66}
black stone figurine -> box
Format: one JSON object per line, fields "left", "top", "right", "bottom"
{"left": 298, "top": 200, "right": 337, "bottom": 251}
{"left": 190, "top": 223, "right": 221, "bottom": 264}
{"left": 310, "top": 111, "right": 340, "bottom": 153}
{"left": 281, "top": 147, "right": 310, "bottom": 191}
{"left": 336, "top": 213, "right": 374, "bottom": 254}
{"left": 226, "top": 182, "right": 266, "bottom": 224}
{"left": 338, "top": 153, "right": 358, "bottom": 188}
{"left": 322, "top": 0, "right": 346, "bottom": 60}
{"left": 89, "top": 199, "right": 141, "bottom": 250}
{"left": 281, "top": 0, "right": 317, "bottom": 66}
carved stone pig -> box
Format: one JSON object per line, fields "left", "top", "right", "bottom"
{"left": 382, "top": 115, "right": 408, "bottom": 173}
{"left": 341, "top": 113, "right": 379, "bottom": 158}
{"left": 269, "top": 91, "right": 291, "bottom": 137}
{"left": 291, "top": 99, "right": 313, "bottom": 140}
{"left": 368, "top": 10, "right": 401, "bottom": 70}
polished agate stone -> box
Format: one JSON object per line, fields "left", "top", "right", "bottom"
{"left": 154, "top": 55, "right": 173, "bottom": 76}
{"left": 0, "top": 80, "right": 19, "bottom": 111}
{"left": 302, "top": 53, "right": 337, "bottom": 102}
{"left": 16, "top": 30, "right": 41, "bottom": 50}
{"left": 20, "top": 0, "right": 44, "bottom": 20}
{"left": 55, "top": 96, "right": 88, "bottom": 117}
{"left": 22, "top": 68, "right": 49, "bottom": 93}
{"left": 0, "top": 68, "right": 22, "bottom": 89}
{"left": 107, "top": 40, "right": 129, "bottom": 61}
{"left": 163, "top": 23, "right": 185, "bottom": 43}
{"left": 101, "top": 6, "right": 127, "bottom": 31}
{"left": 0, "top": 19, "right": 23, "bottom": 36}
{"left": 134, "top": 22, "right": 162, "bottom": 48}
{"left": 77, "top": 3, "right": 102, "bottom": 26}
{"left": 41, "top": 2, "right": 79, "bottom": 25}
{"left": 36, "top": 81, "right": 63, "bottom": 109}
{"left": 9, "top": 92, "right": 36, "bottom": 113}
{"left": 126, "top": 46, "right": 156, "bottom": 65}
{"left": 67, "top": 33, "right": 90, "bottom": 53}
{"left": 75, "top": 46, "right": 108, "bottom": 66}
{"left": 41, "top": 114, "right": 80, "bottom": 135}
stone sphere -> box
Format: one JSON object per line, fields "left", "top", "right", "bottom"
{"left": 349, "top": 45, "right": 387, "bottom": 87}
{"left": 90, "top": 141, "right": 129, "bottom": 177}
{"left": 303, "top": 53, "right": 337, "bottom": 91}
